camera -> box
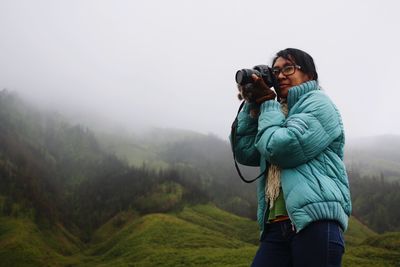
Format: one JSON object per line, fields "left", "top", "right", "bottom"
{"left": 235, "top": 65, "right": 278, "bottom": 88}
{"left": 235, "top": 65, "right": 279, "bottom": 103}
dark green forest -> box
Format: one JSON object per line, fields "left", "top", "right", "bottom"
{"left": 1, "top": 89, "right": 400, "bottom": 266}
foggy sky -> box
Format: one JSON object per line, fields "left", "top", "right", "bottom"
{"left": 0, "top": 0, "right": 399, "bottom": 139}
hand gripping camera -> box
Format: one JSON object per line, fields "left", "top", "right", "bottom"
{"left": 235, "top": 65, "right": 279, "bottom": 103}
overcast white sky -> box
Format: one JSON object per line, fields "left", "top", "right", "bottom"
{"left": 0, "top": 0, "right": 399, "bottom": 139}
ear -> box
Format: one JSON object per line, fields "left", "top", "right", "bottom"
{"left": 305, "top": 73, "right": 313, "bottom": 81}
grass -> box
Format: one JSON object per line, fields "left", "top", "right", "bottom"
{"left": 0, "top": 216, "right": 84, "bottom": 267}
{"left": 344, "top": 245, "right": 400, "bottom": 267}
{"left": 176, "top": 204, "right": 259, "bottom": 245}
{"left": 1, "top": 205, "right": 400, "bottom": 266}
{"left": 345, "top": 216, "right": 377, "bottom": 245}
{"left": 83, "top": 207, "right": 257, "bottom": 267}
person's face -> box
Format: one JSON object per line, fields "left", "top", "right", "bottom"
{"left": 272, "top": 57, "right": 311, "bottom": 99}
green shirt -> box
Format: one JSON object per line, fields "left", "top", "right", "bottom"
{"left": 268, "top": 188, "right": 288, "bottom": 221}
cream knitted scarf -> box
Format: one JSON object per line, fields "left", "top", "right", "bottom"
{"left": 266, "top": 101, "right": 288, "bottom": 209}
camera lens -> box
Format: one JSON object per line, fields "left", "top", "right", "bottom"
{"left": 235, "top": 69, "right": 260, "bottom": 85}
{"left": 235, "top": 70, "right": 245, "bottom": 85}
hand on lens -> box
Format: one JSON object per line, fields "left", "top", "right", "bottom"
{"left": 251, "top": 74, "right": 277, "bottom": 104}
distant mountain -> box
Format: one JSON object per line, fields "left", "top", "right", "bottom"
{"left": 99, "top": 127, "right": 400, "bottom": 183}
{"left": 98, "top": 126, "right": 400, "bottom": 234}
{"left": 345, "top": 135, "right": 400, "bottom": 181}
{"left": 96, "top": 126, "right": 259, "bottom": 219}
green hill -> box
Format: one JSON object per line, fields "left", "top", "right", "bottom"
{"left": 343, "top": 217, "right": 398, "bottom": 266}
{"left": 0, "top": 215, "right": 84, "bottom": 267}
{"left": 2, "top": 204, "right": 400, "bottom": 267}
{"left": 345, "top": 216, "right": 377, "bottom": 246}
{"left": 0, "top": 205, "right": 258, "bottom": 267}
{"left": 345, "top": 233, "right": 400, "bottom": 267}
{"left": 83, "top": 204, "right": 258, "bottom": 267}
{"left": 96, "top": 127, "right": 260, "bottom": 219}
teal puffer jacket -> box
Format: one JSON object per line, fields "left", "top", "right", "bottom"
{"left": 231, "top": 80, "right": 351, "bottom": 237}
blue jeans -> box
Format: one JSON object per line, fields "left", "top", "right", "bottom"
{"left": 251, "top": 220, "right": 345, "bottom": 267}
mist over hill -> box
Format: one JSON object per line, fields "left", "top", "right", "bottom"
{"left": 35, "top": 91, "right": 400, "bottom": 182}
{"left": 345, "top": 135, "right": 400, "bottom": 181}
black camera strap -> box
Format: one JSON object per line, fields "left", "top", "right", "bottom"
{"left": 231, "top": 101, "right": 266, "bottom": 183}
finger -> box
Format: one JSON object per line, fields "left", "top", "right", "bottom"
{"left": 252, "top": 75, "right": 270, "bottom": 90}
{"left": 255, "top": 93, "right": 276, "bottom": 104}
{"left": 251, "top": 73, "right": 260, "bottom": 81}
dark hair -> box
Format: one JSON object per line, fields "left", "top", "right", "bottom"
{"left": 272, "top": 48, "right": 318, "bottom": 81}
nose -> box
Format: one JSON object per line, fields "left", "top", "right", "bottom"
{"left": 277, "top": 71, "right": 286, "bottom": 80}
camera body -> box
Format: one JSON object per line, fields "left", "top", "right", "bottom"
{"left": 235, "top": 65, "right": 278, "bottom": 88}
{"left": 235, "top": 65, "right": 279, "bottom": 103}
{"left": 235, "top": 65, "right": 276, "bottom": 87}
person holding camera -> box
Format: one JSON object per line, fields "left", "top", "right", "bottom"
{"left": 230, "top": 48, "right": 351, "bottom": 267}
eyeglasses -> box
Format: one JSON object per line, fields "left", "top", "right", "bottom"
{"left": 272, "top": 65, "right": 301, "bottom": 77}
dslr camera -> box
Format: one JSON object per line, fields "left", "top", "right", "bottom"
{"left": 235, "top": 65, "right": 279, "bottom": 103}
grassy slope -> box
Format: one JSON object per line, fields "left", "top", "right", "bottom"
{"left": 343, "top": 217, "right": 400, "bottom": 267}
{"left": 345, "top": 231, "right": 400, "bottom": 267}
{"left": 83, "top": 204, "right": 258, "bottom": 267}
{"left": 345, "top": 216, "right": 377, "bottom": 246}
{"left": 1, "top": 205, "right": 400, "bottom": 267}
{"left": 0, "top": 216, "right": 84, "bottom": 267}
{"left": 78, "top": 206, "right": 400, "bottom": 267}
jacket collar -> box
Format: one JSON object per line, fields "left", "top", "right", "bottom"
{"left": 287, "top": 80, "right": 319, "bottom": 109}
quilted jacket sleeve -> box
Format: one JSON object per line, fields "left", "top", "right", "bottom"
{"left": 255, "top": 92, "right": 342, "bottom": 169}
{"left": 229, "top": 103, "right": 260, "bottom": 166}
